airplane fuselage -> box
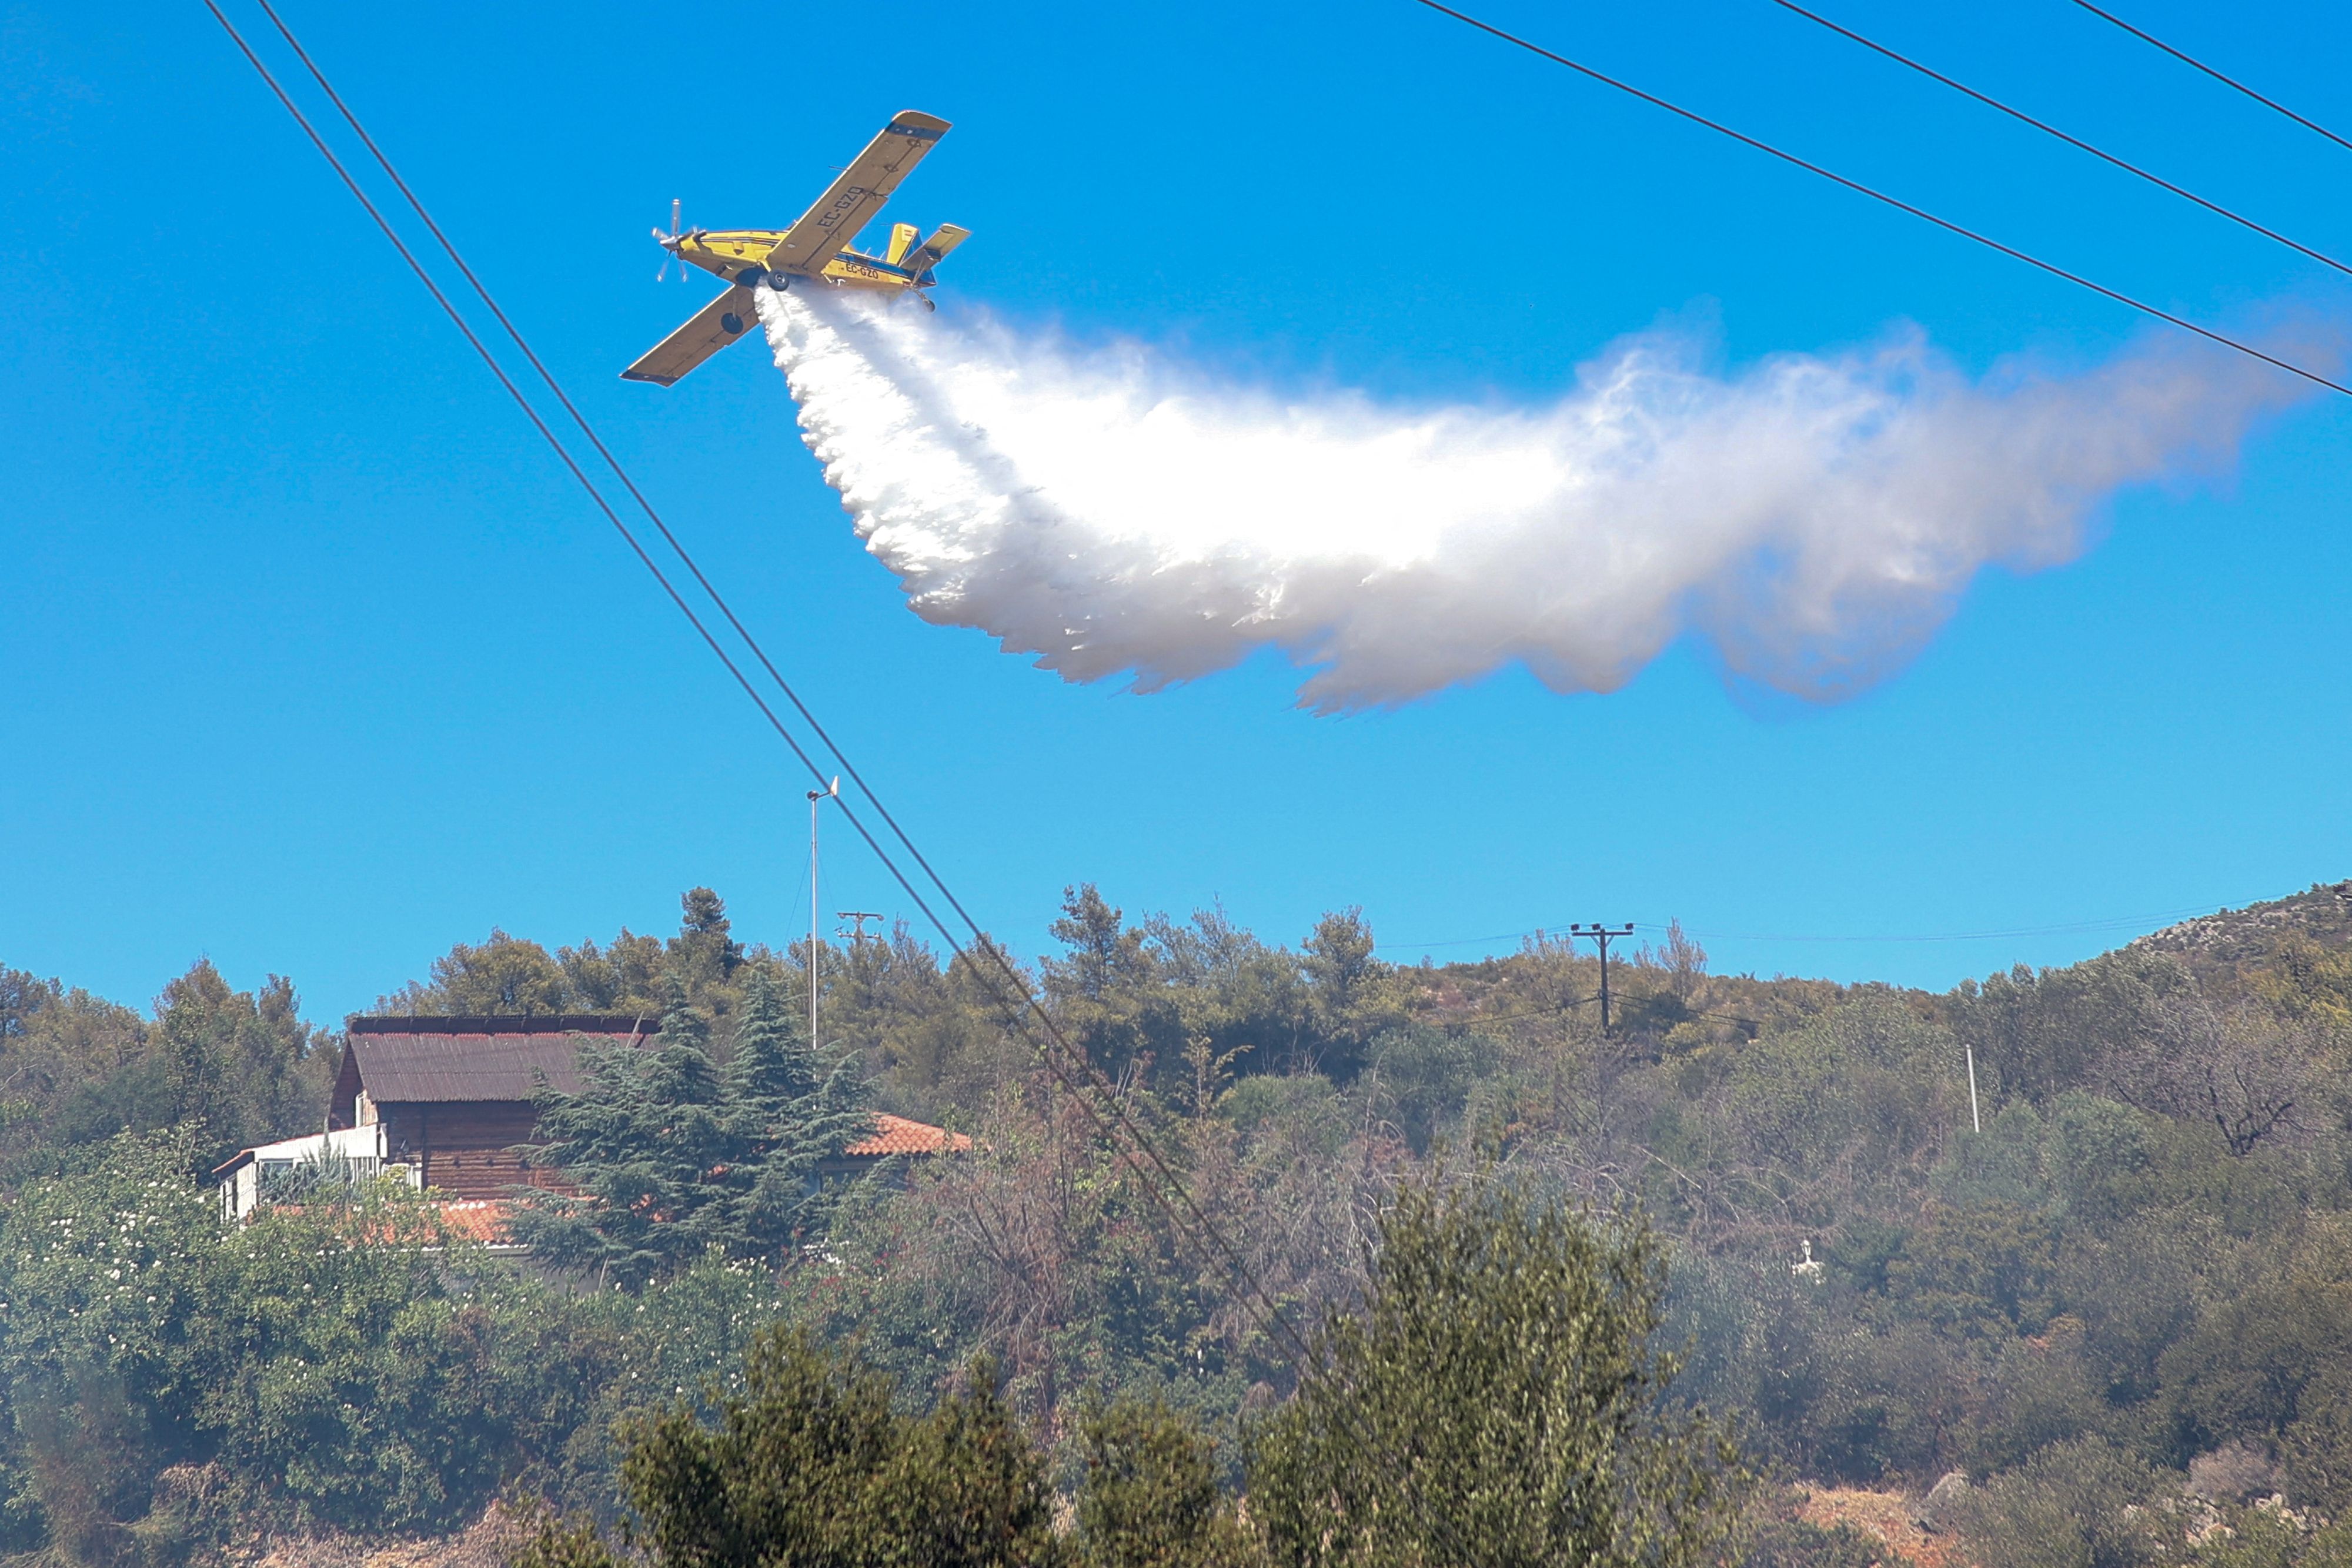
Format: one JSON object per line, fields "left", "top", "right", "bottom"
{"left": 673, "top": 230, "right": 930, "bottom": 294}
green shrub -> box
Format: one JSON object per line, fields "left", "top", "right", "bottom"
{"left": 1245, "top": 1179, "right": 1742, "bottom": 1568}
{"left": 599, "top": 1325, "right": 1060, "bottom": 1568}
{"left": 1075, "top": 1393, "right": 1257, "bottom": 1568}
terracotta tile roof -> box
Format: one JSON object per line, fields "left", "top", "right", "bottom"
{"left": 843, "top": 1112, "right": 973, "bottom": 1157}
{"left": 241, "top": 1201, "right": 520, "bottom": 1248}
{"left": 433, "top": 1200, "right": 517, "bottom": 1245}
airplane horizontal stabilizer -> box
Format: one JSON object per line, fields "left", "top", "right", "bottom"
{"left": 905, "top": 223, "right": 971, "bottom": 276}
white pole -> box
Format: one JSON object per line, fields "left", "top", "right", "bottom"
{"left": 808, "top": 789, "right": 821, "bottom": 1050}
{"left": 806, "top": 778, "right": 837, "bottom": 1049}
{"left": 1965, "top": 1045, "right": 1983, "bottom": 1134}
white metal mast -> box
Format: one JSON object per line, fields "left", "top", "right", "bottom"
{"left": 806, "top": 778, "right": 837, "bottom": 1048}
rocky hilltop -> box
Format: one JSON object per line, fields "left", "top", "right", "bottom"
{"left": 2127, "top": 878, "right": 2352, "bottom": 984}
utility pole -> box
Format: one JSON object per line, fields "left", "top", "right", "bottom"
{"left": 806, "top": 777, "right": 838, "bottom": 1048}
{"left": 1965, "top": 1044, "right": 1983, "bottom": 1133}
{"left": 838, "top": 911, "right": 884, "bottom": 948}
{"left": 1569, "top": 922, "right": 1635, "bottom": 1036}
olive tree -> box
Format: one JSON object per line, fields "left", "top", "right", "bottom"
{"left": 1245, "top": 1178, "right": 1743, "bottom": 1568}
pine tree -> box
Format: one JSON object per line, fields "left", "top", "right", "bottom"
{"left": 671, "top": 887, "right": 744, "bottom": 995}
{"left": 514, "top": 971, "right": 873, "bottom": 1283}
{"left": 1076, "top": 1394, "right": 1258, "bottom": 1568}
{"left": 728, "top": 969, "right": 871, "bottom": 1256}
{"left": 529, "top": 1330, "right": 1062, "bottom": 1568}
{"left": 728, "top": 969, "right": 818, "bottom": 1111}
{"left": 512, "top": 979, "right": 731, "bottom": 1283}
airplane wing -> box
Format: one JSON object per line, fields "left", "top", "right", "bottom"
{"left": 764, "top": 111, "right": 952, "bottom": 275}
{"left": 619, "top": 284, "right": 761, "bottom": 386}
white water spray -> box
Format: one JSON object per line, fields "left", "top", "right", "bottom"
{"left": 757, "top": 287, "right": 2317, "bottom": 711}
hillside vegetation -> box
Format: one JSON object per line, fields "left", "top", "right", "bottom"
{"left": 2, "top": 879, "right": 2350, "bottom": 1566}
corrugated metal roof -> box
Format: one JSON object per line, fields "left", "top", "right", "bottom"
{"left": 348, "top": 1019, "right": 652, "bottom": 1104}
{"left": 348, "top": 1015, "right": 655, "bottom": 1036}
{"left": 844, "top": 1112, "right": 973, "bottom": 1157}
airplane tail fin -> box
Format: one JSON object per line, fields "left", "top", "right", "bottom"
{"left": 884, "top": 223, "right": 921, "bottom": 266}
{"left": 906, "top": 223, "right": 971, "bottom": 278}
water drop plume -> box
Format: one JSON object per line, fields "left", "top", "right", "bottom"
{"left": 756, "top": 287, "right": 2321, "bottom": 711}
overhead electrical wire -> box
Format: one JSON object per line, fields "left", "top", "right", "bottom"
{"left": 1763, "top": 0, "right": 2352, "bottom": 282}
{"left": 219, "top": 8, "right": 1259, "bottom": 1301}
{"left": 201, "top": 6, "right": 1488, "bottom": 1549}
{"left": 1657, "top": 907, "right": 2225, "bottom": 945}
{"left": 198, "top": 0, "right": 1286, "bottom": 1360}
{"left": 1378, "top": 901, "right": 2233, "bottom": 954}
{"left": 203, "top": 0, "right": 2264, "bottom": 1526}
{"left": 2065, "top": 0, "right": 2352, "bottom": 156}
{"left": 1404, "top": 0, "right": 2352, "bottom": 398}
{"left": 199, "top": 0, "right": 1251, "bottom": 1352}
{"left": 241, "top": 0, "right": 978, "bottom": 951}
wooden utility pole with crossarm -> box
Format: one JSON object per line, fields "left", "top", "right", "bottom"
{"left": 1570, "top": 922, "right": 1636, "bottom": 1036}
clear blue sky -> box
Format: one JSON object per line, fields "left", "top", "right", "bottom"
{"left": 5, "top": 0, "right": 2348, "bottom": 1024}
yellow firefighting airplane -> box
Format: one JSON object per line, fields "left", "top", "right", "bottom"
{"left": 621, "top": 110, "right": 968, "bottom": 387}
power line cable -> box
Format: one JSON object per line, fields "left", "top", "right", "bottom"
{"left": 2065, "top": 0, "right": 2352, "bottom": 156}
{"left": 190, "top": 9, "right": 1086, "bottom": 1154}
{"left": 1656, "top": 906, "right": 2222, "bottom": 944}
{"left": 1379, "top": 900, "right": 2227, "bottom": 954}
{"left": 240, "top": 0, "right": 980, "bottom": 963}
{"left": 195, "top": 0, "right": 1255, "bottom": 1341}
{"left": 201, "top": 10, "right": 1489, "bottom": 1552}
{"left": 1763, "top": 0, "right": 2352, "bottom": 280}
{"left": 229, "top": 9, "right": 1319, "bottom": 1362}
{"left": 1403, "top": 0, "right": 2352, "bottom": 397}
{"left": 190, "top": 2, "right": 856, "bottom": 830}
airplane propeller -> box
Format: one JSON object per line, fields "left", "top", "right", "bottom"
{"left": 654, "top": 198, "right": 687, "bottom": 282}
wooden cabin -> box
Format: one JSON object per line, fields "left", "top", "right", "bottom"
{"left": 329, "top": 1014, "right": 654, "bottom": 1199}
{"left": 326, "top": 1014, "right": 971, "bottom": 1203}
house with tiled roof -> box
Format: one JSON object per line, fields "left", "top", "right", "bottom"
{"left": 830, "top": 1112, "right": 974, "bottom": 1170}
{"left": 216, "top": 1015, "right": 969, "bottom": 1225}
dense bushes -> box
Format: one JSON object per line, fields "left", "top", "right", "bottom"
{"left": 2, "top": 1132, "right": 544, "bottom": 1536}
{"left": 0, "top": 1130, "right": 798, "bottom": 1556}
{"left": 7, "top": 879, "right": 2352, "bottom": 1561}
{"left": 523, "top": 1180, "right": 1736, "bottom": 1568}
{"left": 1246, "top": 1181, "right": 1739, "bottom": 1568}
